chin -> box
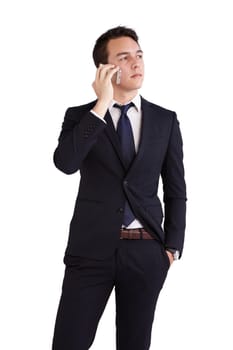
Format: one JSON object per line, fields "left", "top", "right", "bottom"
{"left": 130, "top": 82, "right": 143, "bottom": 90}
{"left": 131, "top": 78, "right": 144, "bottom": 89}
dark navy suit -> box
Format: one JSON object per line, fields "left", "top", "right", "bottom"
{"left": 52, "top": 96, "right": 186, "bottom": 350}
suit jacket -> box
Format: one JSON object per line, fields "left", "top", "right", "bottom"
{"left": 54, "top": 96, "right": 187, "bottom": 259}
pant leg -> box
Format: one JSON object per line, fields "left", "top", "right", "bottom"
{"left": 115, "top": 239, "right": 170, "bottom": 350}
{"left": 52, "top": 254, "right": 115, "bottom": 350}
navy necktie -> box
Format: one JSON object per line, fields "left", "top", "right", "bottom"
{"left": 115, "top": 102, "right": 136, "bottom": 167}
{"left": 114, "top": 102, "right": 136, "bottom": 226}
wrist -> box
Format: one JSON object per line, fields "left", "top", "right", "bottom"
{"left": 166, "top": 250, "right": 174, "bottom": 264}
{"left": 92, "top": 99, "right": 110, "bottom": 118}
{"left": 166, "top": 248, "right": 180, "bottom": 260}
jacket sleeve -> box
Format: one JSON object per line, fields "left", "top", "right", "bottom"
{"left": 53, "top": 107, "right": 106, "bottom": 174}
{"left": 161, "top": 112, "right": 187, "bottom": 257}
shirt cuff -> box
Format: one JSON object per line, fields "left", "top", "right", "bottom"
{"left": 166, "top": 248, "right": 180, "bottom": 260}
{"left": 90, "top": 110, "right": 107, "bottom": 124}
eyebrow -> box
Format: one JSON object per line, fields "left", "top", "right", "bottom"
{"left": 116, "top": 49, "right": 143, "bottom": 57}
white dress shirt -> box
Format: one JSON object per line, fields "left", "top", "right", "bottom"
{"left": 91, "top": 94, "right": 143, "bottom": 229}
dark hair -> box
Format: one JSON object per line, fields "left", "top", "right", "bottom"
{"left": 92, "top": 26, "right": 139, "bottom": 67}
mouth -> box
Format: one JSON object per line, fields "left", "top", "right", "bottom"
{"left": 131, "top": 73, "right": 143, "bottom": 79}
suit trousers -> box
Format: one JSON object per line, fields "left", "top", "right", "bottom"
{"left": 52, "top": 238, "right": 170, "bottom": 350}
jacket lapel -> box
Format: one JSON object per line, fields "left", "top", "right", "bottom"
{"left": 126, "top": 97, "right": 153, "bottom": 174}
{"left": 103, "top": 97, "right": 154, "bottom": 173}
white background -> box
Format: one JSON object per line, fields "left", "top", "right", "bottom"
{"left": 1, "top": 0, "right": 232, "bottom": 349}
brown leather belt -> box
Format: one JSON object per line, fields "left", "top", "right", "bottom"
{"left": 120, "top": 228, "right": 154, "bottom": 240}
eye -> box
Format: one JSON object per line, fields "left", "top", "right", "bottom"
{"left": 119, "top": 55, "right": 128, "bottom": 61}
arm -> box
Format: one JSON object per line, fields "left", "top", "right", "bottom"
{"left": 53, "top": 109, "right": 106, "bottom": 174}
{"left": 161, "top": 113, "right": 187, "bottom": 258}
{"left": 53, "top": 64, "right": 120, "bottom": 174}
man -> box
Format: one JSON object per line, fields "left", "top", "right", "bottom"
{"left": 52, "top": 26, "right": 186, "bottom": 350}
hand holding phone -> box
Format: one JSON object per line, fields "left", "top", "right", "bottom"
{"left": 92, "top": 64, "right": 120, "bottom": 116}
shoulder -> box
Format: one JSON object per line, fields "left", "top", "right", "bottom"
{"left": 65, "top": 100, "right": 97, "bottom": 119}
{"left": 141, "top": 96, "right": 176, "bottom": 119}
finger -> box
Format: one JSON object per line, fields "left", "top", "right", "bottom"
{"left": 95, "top": 64, "right": 104, "bottom": 81}
{"left": 98, "top": 64, "right": 117, "bottom": 80}
{"left": 107, "top": 66, "right": 120, "bottom": 80}
{"left": 99, "top": 63, "right": 115, "bottom": 71}
{"left": 100, "top": 66, "right": 120, "bottom": 82}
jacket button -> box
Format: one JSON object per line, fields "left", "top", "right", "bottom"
{"left": 118, "top": 208, "right": 124, "bottom": 213}
{"left": 123, "top": 180, "right": 128, "bottom": 186}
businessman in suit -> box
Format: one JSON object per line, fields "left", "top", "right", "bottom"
{"left": 52, "top": 26, "right": 186, "bottom": 350}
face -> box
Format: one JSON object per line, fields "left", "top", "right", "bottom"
{"left": 107, "top": 36, "right": 144, "bottom": 92}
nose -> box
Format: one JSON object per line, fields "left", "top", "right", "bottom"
{"left": 131, "top": 58, "right": 140, "bottom": 69}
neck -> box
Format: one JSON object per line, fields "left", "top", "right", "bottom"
{"left": 113, "top": 89, "right": 138, "bottom": 105}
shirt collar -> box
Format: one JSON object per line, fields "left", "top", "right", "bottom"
{"left": 109, "top": 94, "right": 141, "bottom": 112}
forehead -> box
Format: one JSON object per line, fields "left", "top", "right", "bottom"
{"left": 107, "top": 36, "right": 141, "bottom": 57}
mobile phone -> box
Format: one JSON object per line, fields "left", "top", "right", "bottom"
{"left": 116, "top": 69, "right": 121, "bottom": 85}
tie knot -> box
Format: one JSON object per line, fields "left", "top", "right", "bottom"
{"left": 114, "top": 102, "right": 134, "bottom": 115}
